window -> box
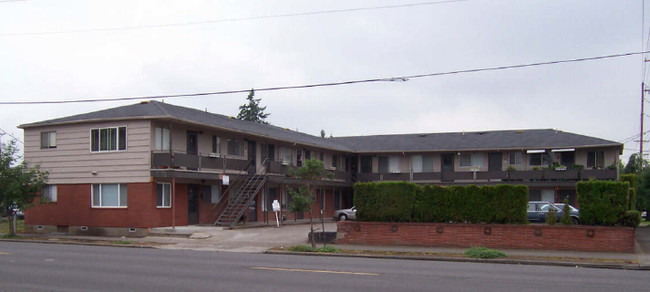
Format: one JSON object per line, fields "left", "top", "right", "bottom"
{"left": 42, "top": 185, "right": 57, "bottom": 203}
{"left": 360, "top": 156, "right": 372, "bottom": 173}
{"left": 91, "top": 127, "right": 127, "bottom": 152}
{"left": 92, "top": 183, "right": 127, "bottom": 207}
{"left": 529, "top": 153, "right": 551, "bottom": 166}
{"left": 509, "top": 152, "right": 522, "bottom": 165}
{"left": 40, "top": 132, "right": 56, "bottom": 149}
{"left": 411, "top": 155, "right": 434, "bottom": 173}
{"left": 156, "top": 183, "right": 171, "bottom": 207}
{"left": 154, "top": 127, "right": 170, "bottom": 151}
{"left": 212, "top": 136, "right": 221, "bottom": 154}
{"left": 331, "top": 154, "right": 338, "bottom": 168}
{"left": 280, "top": 147, "right": 292, "bottom": 165}
{"left": 281, "top": 188, "right": 293, "bottom": 210}
{"left": 460, "top": 153, "right": 484, "bottom": 167}
{"left": 378, "top": 156, "right": 399, "bottom": 173}
{"left": 227, "top": 138, "right": 242, "bottom": 156}
{"left": 587, "top": 151, "right": 605, "bottom": 169}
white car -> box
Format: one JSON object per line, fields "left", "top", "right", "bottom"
{"left": 333, "top": 206, "right": 356, "bottom": 221}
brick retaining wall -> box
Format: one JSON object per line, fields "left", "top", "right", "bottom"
{"left": 336, "top": 221, "right": 635, "bottom": 253}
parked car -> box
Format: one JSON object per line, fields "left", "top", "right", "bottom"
{"left": 527, "top": 201, "right": 579, "bottom": 224}
{"left": 333, "top": 206, "right": 356, "bottom": 221}
{"left": 553, "top": 203, "right": 578, "bottom": 213}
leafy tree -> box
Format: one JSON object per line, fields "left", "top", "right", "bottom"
{"left": 0, "top": 141, "right": 48, "bottom": 236}
{"left": 289, "top": 159, "right": 333, "bottom": 248}
{"left": 236, "top": 89, "right": 270, "bottom": 124}
{"left": 624, "top": 153, "right": 647, "bottom": 174}
{"left": 637, "top": 168, "right": 650, "bottom": 213}
{"left": 320, "top": 130, "right": 326, "bottom": 138}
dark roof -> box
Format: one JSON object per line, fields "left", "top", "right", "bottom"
{"left": 20, "top": 102, "right": 622, "bottom": 153}
{"left": 329, "top": 129, "right": 622, "bottom": 152}
{"left": 20, "top": 101, "right": 352, "bottom": 151}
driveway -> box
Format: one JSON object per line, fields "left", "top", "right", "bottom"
{"left": 151, "top": 222, "right": 338, "bottom": 253}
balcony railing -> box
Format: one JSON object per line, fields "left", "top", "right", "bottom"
{"left": 357, "top": 169, "right": 617, "bottom": 183}
{"left": 151, "top": 151, "right": 249, "bottom": 172}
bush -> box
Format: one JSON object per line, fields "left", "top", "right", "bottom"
{"left": 286, "top": 245, "right": 340, "bottom": 253}
{"left": 354, "top": 182, "right": 416, "bottom": 222}
{"left": 464, "top": 247, "right": 507, "bottom": 259}
{"left": 560, "top": 198, "right": 572, "bottom": 225}
{"left": 545, "top": 208, "right": 557, "bottom": 225}
{"left": 618, "top": 210, "right": 641, "bottom": 227}
{"left": 577, "top": 181, "right": 629, "bottom": 226}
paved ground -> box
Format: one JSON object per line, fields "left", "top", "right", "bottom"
{"left": 2, "top": 221, "right": 649, "bottom": 269}
{"left": 1, "top": 241, "right": 647, "bottom": 292}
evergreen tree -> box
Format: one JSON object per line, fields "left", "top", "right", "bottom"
{"left": 236, "top": 89, "right": 270, "bottom": 124}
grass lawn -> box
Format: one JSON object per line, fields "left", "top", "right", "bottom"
{"left": 0, "top": 217, "right": 25, "bottom": 235}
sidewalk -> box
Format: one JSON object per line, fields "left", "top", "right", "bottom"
{"left": 2, "top": 222, "right": 648, "bottom": 270}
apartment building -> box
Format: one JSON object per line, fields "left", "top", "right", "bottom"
{"left": 19, "top": 101, "right": 622, "bottom": 235}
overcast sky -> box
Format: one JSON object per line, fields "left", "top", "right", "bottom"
{"left": 0, "top": 0, "right": 647, "bottom": 162}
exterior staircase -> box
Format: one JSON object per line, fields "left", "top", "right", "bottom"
{"left": 213, "top": 158, "right": 269, "bottom": 227}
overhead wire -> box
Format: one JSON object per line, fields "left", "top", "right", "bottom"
{"left": 0, "top": 0, "right": 468, "bottom": 36}
{"left": 0, "top": 127, "right": 23, "bottom": 144}
{"left": 0, "top": 50, "right": 646, "bottom": 105}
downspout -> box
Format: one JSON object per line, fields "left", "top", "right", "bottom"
{"left": 172, "top": 177, "right": 176, "bottom": 230}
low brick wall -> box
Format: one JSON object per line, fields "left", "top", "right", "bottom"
{"left": 336, "top": 222, "right": 636, "bottom": 253}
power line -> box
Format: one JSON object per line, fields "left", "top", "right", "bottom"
{"left": 0, "top": 50, "right": 646, "bottom": 105}
{"left": 0, "top": 128, "right": 23, "bottom": 144}
{"left": 0, "top": 0, "right": 468, "bottom": 36}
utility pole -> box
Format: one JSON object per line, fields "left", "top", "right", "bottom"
{"left": 642, "top": 82, "right": 645, "bottom": 173}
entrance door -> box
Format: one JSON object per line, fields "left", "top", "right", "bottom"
{"left": 441, "top": 154, "right": 454, "bottom": 181}
{"left": 247, "top": 140, "right": 256, "bottom": 174}
{"left": 187, "top": 185, "right": 199, "bottom": 225}
{"left": 488, "top": 152, "right": 502, "bottom": 171}
{"left": 560, "top": 152, "right": 575, "bottom": 168}
{"left": 187, "top": 131, "right": 198, "bottom": 155}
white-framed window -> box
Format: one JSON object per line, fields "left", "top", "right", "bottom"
{"left": 509, "top": 152, "right": 523, "bottom": 165}
{"left": 90, "top": 127, "right": 127, "bottom": 152}
{"left": 92, "top": 184, "right": 127, "bottom": 207}
{"left": 42, "top": 185, "right": 57, "bottom": 203}
{"left": 460, "top": 153, "right": 484, "bottom": 167}
{"left": 529, "top": 153, "right": 551, "bottom": 166}
{"left": 280, "top": 147, "right": 293, "bottom": 165}
{"left": 227, "top": 138, "right": 242, "bottom": 156}
{"left": 156, "top": 183, "right": 171, "bottom": 208}
{"left": 154, "top": 127, "right": 170, "bottom": 151}
{"left": 40, "top": 131, "right": 57, "bottom": 149}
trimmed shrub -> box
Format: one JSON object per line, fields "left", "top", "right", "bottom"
{"left": 560, "top": 197, "right": 572, "bottom": 225}
{"left": 464, "top": 247, "right": 507, "bottom": 259}
{"left": 354, "top": 182, "right": 416, "bottom": 222}
{"left": 618, "top": 210, "right": 641, "bottom": 227}
{"left": 545, "top": 208, "right": 557, "bottom": 225}
{"left": 577, "top": 181, "right": 629, "bottom": 226}
{"left": 620, "top": 174, "right": 637, "bottom": 211}
{"left": 413, "top": 185, "right": 436, "bottom": 222}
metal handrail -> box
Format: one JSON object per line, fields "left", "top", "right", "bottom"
{"left": 211, "top": 158, "right": 254, "bottom": 212}
{"left": 212, "top": 158, "right": 270, "bottom": 225}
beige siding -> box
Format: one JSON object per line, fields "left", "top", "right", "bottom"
{"left": 23, "top": 120, "right": 152, "bottom": 184}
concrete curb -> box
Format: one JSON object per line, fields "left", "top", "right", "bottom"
{"left": 0, "top": 238, "right": 157, "bottom": 249}
{"left": 264, "top": 249, "right": 650, "bottom": 271}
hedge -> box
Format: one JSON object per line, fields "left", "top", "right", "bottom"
{"left": 576, "top": 180, "right": 629, "bottom": 226}
{"left": 356, "top": 182, "right": 528, "bottom": 224}
{"left": 620, "top": 174, "right": 637, "bottom": 211}
{"left": 354, "top": 181, "right": 416, "bottom": 222}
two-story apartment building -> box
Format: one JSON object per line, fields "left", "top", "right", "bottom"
{"left": 19, "top": 101, "right": 622, "bottom": 236}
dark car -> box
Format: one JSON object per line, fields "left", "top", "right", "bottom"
{"left": 527, "top": 201, "right": 579, "bottom": 224}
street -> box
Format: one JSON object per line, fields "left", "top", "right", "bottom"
{"left": 0, "top": 241, "right": 647, "bottom": 291}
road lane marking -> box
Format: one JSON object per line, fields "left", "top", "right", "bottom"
{"left": 44, "top": 259, "right": 55, "bottom": 262}
{"left": 0, "top": 252, "right": 10, "bottom": 255}
{"left": 250, "top": 266, "right": 379, "bottom": 276}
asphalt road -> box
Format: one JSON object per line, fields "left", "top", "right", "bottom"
{"left": 0, "top": 241, "right": 647, "bottom": 292}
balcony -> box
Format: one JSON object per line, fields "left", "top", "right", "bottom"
{"left": 357, "top": 169, "right": 617, "bottom": 184}
{"left": 151, "top": 152, "right": 249, "bottom": 172}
